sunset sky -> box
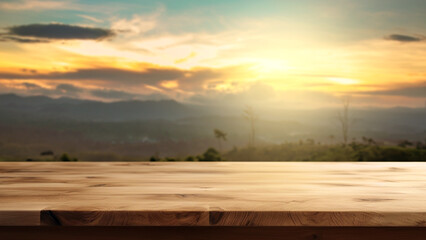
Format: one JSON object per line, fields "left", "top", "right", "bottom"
{"left": 0, "top": 0, "right": 425, "bottom": 108}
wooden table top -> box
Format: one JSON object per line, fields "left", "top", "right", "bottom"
{"left": 0, "top": 162, "right": 425, "bottom": 227}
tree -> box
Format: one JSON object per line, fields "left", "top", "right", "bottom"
{"left": 243, "top": 106, "right": 257, "bottom": 147}
{"left": 198, "top": 148, "right": 222, "bottom": 161}
{"left": 60, "top": 153, "right": 77, "bottom": 162}
{"left": 337, "top": 96, "right": 351, "bottom": 146}
{"left": 213, "top": 129, "right": 227, "bottom": 151}
{"left": 149, "top": 156, "right": 161, "bottom": 162}
{"left": 185, "top": 156, "right": 196, "bottom": 161}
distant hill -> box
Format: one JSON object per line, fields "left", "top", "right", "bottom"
{"left": 0, "top": 93, "right": 424, "bottom": 141}
{"left": 0, "top": 93, "right": 199, "bottom": 121}
{"left": 0, "top": 93, "right": 425, "bottom": 160}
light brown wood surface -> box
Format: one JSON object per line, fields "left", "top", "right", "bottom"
{"left": 0, "top": 162, "right": 425, "bottom": 227}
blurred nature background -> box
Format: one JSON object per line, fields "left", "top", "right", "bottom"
{"left": 0, "top": 0, "right": 425, "bottom": 161}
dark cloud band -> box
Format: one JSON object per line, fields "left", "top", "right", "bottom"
{"left": 16, "top": 82, "right": 83, "bottom": 98}
{"left": 0, "top": 68, "right": 183, "bottom": 84}
{"left": 0, "top": 67, "right": 223, "bottom": 92}
{"left": 13, "top": 81, "right": 169, "bottom": 101}
{"left": 385, "top": 34, "right": 424, "bottom": 42}
{"left": 3, "top": 23, "right": 115, "bottom": 42}
{"left": 0, "top": 35, "right": 49, "bottom": 43}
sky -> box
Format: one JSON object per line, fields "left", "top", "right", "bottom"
{"left": 0, "top": 0, "right": 425, "bottom": 108}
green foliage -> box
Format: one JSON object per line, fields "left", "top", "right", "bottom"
{"left": 213, "top": 128, "right": 227, "bottom": 151}
{"left": 197, "top": 148, "right": 222, "bottom": 161}
{"left": 185, "top": 156, "right": 196, "bottom": 161}
{"left": 149, "top": 156, "right": 161, "bottom": 162}
{"left": 148, "top": 155, "right": 197, "bottom": 162}
{"left": 60, "top": 153, "right": 78, "bottom": 162}
{"left": 357, "top": 146, "right": 426, "bottom": 161}
{"left": 223, "top": 143, "right": 426, "bottom": 162}
{"left": 213, "top": 129, "right": 227, "bottom": 141}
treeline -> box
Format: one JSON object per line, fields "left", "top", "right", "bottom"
{"left": 149, "top": 148, "right": 223, "bottom": 162}
{"left": 1, "top": 139, "right": 425, "bottom": 162}
{"left": 147, "top": 139, "right": 426, "bottom": 162}
{"left": 223, "top": 142, "right": 426, "bottom": 162}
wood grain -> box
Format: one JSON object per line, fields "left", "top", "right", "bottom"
{"left": 40, "top": 210, "right": 208, "bottom": 226}
{"left": 1, "top": 227, "right": 426, "bottom": 240}
{"left": 0, "top": 162, "right": 425, "bottom": 226}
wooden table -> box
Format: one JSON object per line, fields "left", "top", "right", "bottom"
{"left": 0, "top": 162, "right": 425, "bottom": 239}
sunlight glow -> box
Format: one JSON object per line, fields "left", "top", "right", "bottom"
{"left": 328, "top": 77, "right": 360, "bottom": 85}
{"left": 252, "top": 59, "right": 293, "bottom": 74}
{"left": 161, "top": 80, "right": 179, "bottom": 89}
{"left": 0, "top": 1, "right": 425, "bottom": 107}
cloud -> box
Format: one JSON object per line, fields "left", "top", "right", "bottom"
{"left": 21, "top": 82, "right": 43, "bottom": 89}
{"left": 0, "top": 0, "right": 73, "bottom": 10}
{"left": 0, "top": 66, "right": 225, "bottom": 91}
{"left": 78, "top": 14, "right": 103, "bottom": 23}
{"left": 188, "top": 82, "right": 339, "bottom": 109}
{"left": 5, "top": 23, "right": 114, "bottom": 41}
{"left": 21, "top": 68, "right": 38, "bottom": 74}
{"left": 385, "top": 34, "right": 424, "bottom": 42}
{"left": 356, "top": 83, "right": 426, "bottom": 98}
{"left": 9, "top": 82, "right": 84, "bottom": 97}
{"left": 56, "top": 84, "right": 83, "bottom": 94}
{"left": 111, "top": 9, "right": 163, "bottom": 36}
{"left": 179, "top": 68, "right": 224, "bottom": 90}
{"left": 1, "top": 81, "right": 170, "bottom": 101}
{"left": 24, "top": 68, "right": 185, "bottom": 86}
{"left": 0, "top": 35, "right": 49, "bottom": 43}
